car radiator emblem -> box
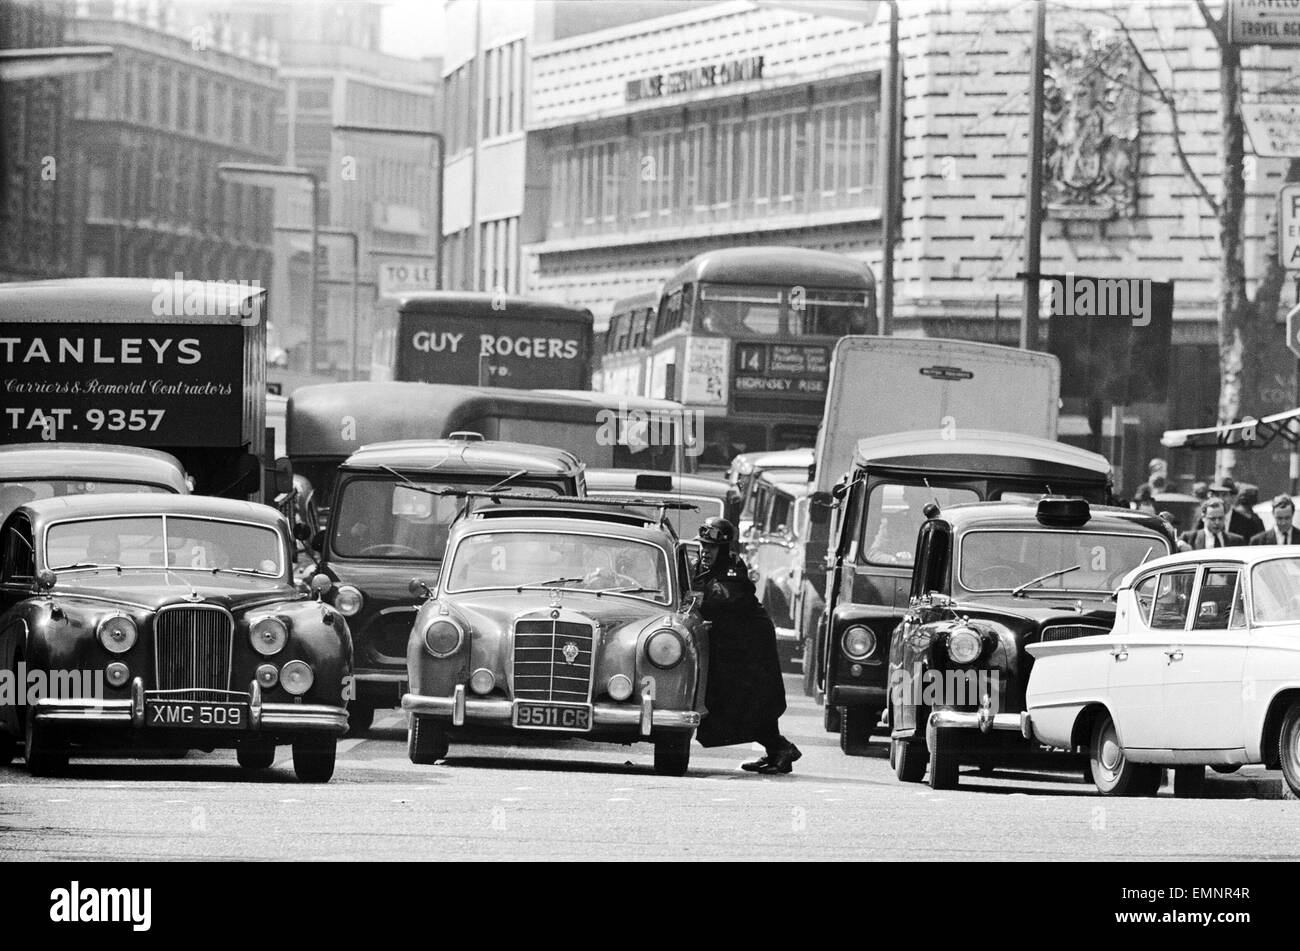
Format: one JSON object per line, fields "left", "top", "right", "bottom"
{"left": 561, "top": 641, "right": 580, "bottom": 665}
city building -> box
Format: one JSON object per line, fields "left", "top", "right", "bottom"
{"left": 523, "top": 0, "right": 1299, "bottom": 493}
{"left": 64, "top": 0, "right": 280, "bottom": 293}
{"left": 0, "top": 0, "right": 81, "bottom": 282}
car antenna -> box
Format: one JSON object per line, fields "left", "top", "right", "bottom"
{"left": 486, "top": 469, "right": 528, "bottom": 493}
{"left": 922, "top": 477, "right": 942, "bottom": 519}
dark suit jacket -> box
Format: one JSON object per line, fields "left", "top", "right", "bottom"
{"left": 1250, "top": 527, "right": 1300, "bottom": 545}
{"left": 1180, "top": 529, "right": 1245, "bottom": 549}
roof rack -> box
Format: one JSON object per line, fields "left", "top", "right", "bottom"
{"left": 442, "top": 491, "right": 696, "bottom": 540}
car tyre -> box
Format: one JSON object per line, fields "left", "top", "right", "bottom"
{"left": 292, "top": 736, "right": 336, "bottom": 783}
{"left": 236, "top": 741, "right": 276, "bottom": 770}
{"left": 928, "top": 726, "right": 960, "bottom": 790}
{"left": 407, "top": 715, "right": 450, "bottom": 765}
{"left": 653, "top": 733, "right": 691, "bottom": 776}
{"left": 822, "top": 702, "right": 841, "bottom": 734}
{"left": 24, "top": 713, "right": 68, "bottom": 777}
{"left": 1088, "top": 711, "right": 1160, "bottom": 796}
{"left": 893, "top": 738, "right": 928, "bottom": 783}
{"left": 345, "top": 700, "right": 376, "bottom": 737}
{"left": 839, "top": 706, "right": 877, "bottom": 756}
{"left": 1173, "top": 765, "right": 1206, "bottom": 799}
{"left": 1278, "top": 700, "right": 1300, "bottom": 800}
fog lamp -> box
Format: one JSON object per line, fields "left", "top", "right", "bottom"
{"left": 105, "top": 662, "right": 129, "bottom": 687}
{"left": 256, "top": 664, "right": 279, "bottom": 689}
{"left": 608, "top": 674, "right": 633, "bottom": 701}
{"left": 280, "top": 660, "right": 314, "bottom": 695}
{"left": 470, "top": 668, "right": 495, "bottom": 695}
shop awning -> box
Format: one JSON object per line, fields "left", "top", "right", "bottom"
{"left": 1161, "top": 408, "right": 1300, "bottom": 451}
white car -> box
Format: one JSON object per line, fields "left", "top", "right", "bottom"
{"left": 1025, "top": 548, "right": 1300, "bottom": 799}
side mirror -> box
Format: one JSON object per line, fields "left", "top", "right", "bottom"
{"left": 274, "top": 456, "right": 294, "bottom": 496}
{"left": 36, "top": 568, "right": 56, "bottom": 591}
{"left": 408, "top": 573, "right": 438, "bottom": 599}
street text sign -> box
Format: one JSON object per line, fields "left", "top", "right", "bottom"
{"left": 1282, "top": 184, "right": 1300, "bottom": 271}
{"left": 1286, "top": 304, "right": 1300, "bottom": 359}
{"left": 378, "top": 260, "right": 438, "bottom": 300}
{"left": 1244, "top": 103, "right": 1300, "bottom": 157}
{"left": 1229, "top": 0, "right": 1300, "bottom": 46}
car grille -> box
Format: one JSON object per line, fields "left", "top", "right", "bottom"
{"left": 1041, "top": 624, "right": 1110, "bottom": 642}
{"left": 512, "top": 617, "right": 595, "bottom": 703}
{"left": 154, "top": 604, "right": 234, "bottom": 700}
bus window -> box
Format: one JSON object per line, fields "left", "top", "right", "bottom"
{"left": 612, "top": 314, "right": 631, "bottom": 352}
{"left": 699, "top": 284, "right": 782, "bottom": 335}
{"left": 657, "top": 289, "right": 684, "bottom": 338}
{"left": 789, "top": 289, "right": 872, "bottom": 336}
{"left": 629, "top": 310, "right": 648, "bottom": 349}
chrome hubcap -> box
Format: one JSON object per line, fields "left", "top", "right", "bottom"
{"left": 1099, "top": 724, "right": 1122, "bottom": 774}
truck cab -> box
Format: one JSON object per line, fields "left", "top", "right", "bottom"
{"left": 313, "top": 436, "right": 585, "bottom": 734}
{"left": 814, "top": 430, "right": 1114, "bottom": 756}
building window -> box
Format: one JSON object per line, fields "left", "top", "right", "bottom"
{"left": 88, "top": 164, "right": 109, "bottom": 220}
{"left": 196, "top": 80, "right": 208, "bottom": 136}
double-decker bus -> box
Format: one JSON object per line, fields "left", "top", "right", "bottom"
{"left": 597, "top": 247, "right": 876, "bottom": 470}
{"left": 596, "top": 290, "right": 658, "bottom": 396}
{"left": 371, "top": 291, "right": 594, "bottom": 389}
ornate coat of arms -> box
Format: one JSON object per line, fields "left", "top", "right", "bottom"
{"left": 1043, "top": 26, "right": 1141, "bottom": 220}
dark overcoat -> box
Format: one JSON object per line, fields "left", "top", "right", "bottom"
{"left": 693, "top": 552, "right": 787, "bottom": 747}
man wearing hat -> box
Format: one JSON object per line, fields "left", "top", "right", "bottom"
{"left": 692, "top": 516, "right": 800, "bottom": 774}
{"left": 1208, "top": 478, "right": 1262, "bottom": 541}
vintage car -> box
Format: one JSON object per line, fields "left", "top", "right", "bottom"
{"left": 401, "top": 497, "right": 705, "bottom": 775}
{"left": 315, "top": 436, "right": 585, "bottom": 734}
{"left": 888, "top": 498, "right": 1170, "bottom": 789}
{"left": 0, "top": 494, "right": 351, "bottom": 781}
{"left": 583, "top": 469, "right": 729, "bottom": 545}
{"left": 1026, "top": 547, "right": 1300, "bottom": 799}
{"left": 727, "top": 447, "right": 813, "bottom": 535}
{"left": 809, "top": 431, "right": 1116, "bottom": 757}
{"left": 1, "top": 443, "right": 191, "bottom": 524}
{"left": 744, "top": 470, "right": 810, "bottom": 664}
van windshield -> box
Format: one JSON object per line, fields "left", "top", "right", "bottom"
{"left": 331, "top": 477, "right": 562, "bottom": 560}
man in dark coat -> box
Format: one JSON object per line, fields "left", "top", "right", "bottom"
{"left": 1250, "top": 495, "right": 1300, "bottom": 545}
{"left": 1180, "top": 498, "right": 1244, "bottom": 549}
{"left": 692, "top": 516, "right": 800, "bottom": 774}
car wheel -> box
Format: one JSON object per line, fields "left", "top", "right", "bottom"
{"left": 893, "top": 738, "right": 928, "bottom": 783}
{"left": 653, "top": 733, "right": 691, "bottom": 776}
{"left": 822, "top": 702, "right": 841, "bottom": 734}
{"left": 1173, "top": 765, "right": 1206, "bottom": 799}
{"left": 928, "top": 727, "right": 961, "bottom": 790}
{"left": 24, "top": 713, "right": 68, "bottom": 777}
{"left": 292, "top": 736, "right": 336, "bottom": 783}
{"left": 839, "top": 706, "right": 877, "bottom": 756}
{"left": 407, "top": 715, "right": 449, "bottom": 765}
{"left": 1088, "top": 711, "right": 1160, "bottom": 796}
{"left": 1278, "top": 700, "right": 1300, "bottom": 800}
{"left": 236, "top": 740, "right": 276, "bottom": 770}
{"left": 1210, "top": 763, "right": 1241, "bottom": 775}
{"left": 345, "top": 700, "right": 376, "bottom": 737}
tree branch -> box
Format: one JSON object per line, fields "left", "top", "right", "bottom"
{"left": 1195, "top": 0, "right": 1226, "bottom": 48}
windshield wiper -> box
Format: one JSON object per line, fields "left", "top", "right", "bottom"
{"left": 1012, "top": 564, "right": 1082, "bottom": 597}
{"left": 605, "top": 586, "right": 662, "bottom": 596}
{"left": 517, "top": 575, "right": 585, "bottom": 592}
{"left": 51, "top": 562, "right": 120, "bottom": 572}
{"left": 487, "top": 469, "right": 528, "bottom": 493}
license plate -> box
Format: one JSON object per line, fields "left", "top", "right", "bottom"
{"left": 512, "top": 702, "right": 592, "bottom": 732}
{"left": 145, "top": 700, "right": 247, "bottom": 731}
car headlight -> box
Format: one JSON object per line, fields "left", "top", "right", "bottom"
{"left": 97, "top": 614, "right": 137, "bottom": 654}
{"left": 334, "top": 584, "right": 363, "bottom": 616}
{"left": 646, "top": 629, "right": 684, "bottom": 669}
{"left": 250, "top": 617, "right": 289, "bottom": 656}
{"left": 423, "top": 619, "right": 464, "bottom": 658}
{"left": 607, "top": 674, "right": 633, "bottom": 701}
{"left": 280, "top": 660, "right": 314, "bottom": 695}
{"left": 841, "top": 625, "right": 875, "bottom": 660}
{"left": 947, "top": 626, "right": 983, "bottom": 664}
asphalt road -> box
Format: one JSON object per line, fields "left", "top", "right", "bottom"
{"left": 1, "top": 675, "right": 1296, "bottom": 861}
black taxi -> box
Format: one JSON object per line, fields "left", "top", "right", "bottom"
{"left": 313, "top": 435, "right": 585, "bottom": 733}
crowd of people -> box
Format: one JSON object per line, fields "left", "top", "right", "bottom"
{"left": 1126, "top": 457, "right": 1299, "bottom": 552}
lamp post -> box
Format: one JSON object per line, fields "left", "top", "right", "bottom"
{"left": 332, "top": 124, "right": 444, "bottom": 288}
{"left": 275, "top": 226, "right": 360, "bottom": 379}
{"left": 219, "top": 163, "right": 320, "bottom": 372}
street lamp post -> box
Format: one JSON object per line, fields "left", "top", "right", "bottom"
{"left": 219, "top": 163, "right": 320, "bottom": 372}
{"left": 332, "top": 124, "right": 444, "bottom": 288}
{"left": 275, "top": 226, "right": 360, "bottom": 379}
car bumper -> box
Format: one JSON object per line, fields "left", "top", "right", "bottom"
{"left": 402, "top": 685, "right": 700, "bottom": 737}
{"left": 928, "top": 707, "right": 1029, "bottom": 735}
{"left": 31, "top": 678, "right": 348, "bottom": 735}
{"left": 829, "top": 683, "right": 887, "bottom": 707}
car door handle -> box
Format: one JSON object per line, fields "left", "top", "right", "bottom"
{"left": 1164, "top": 648, "right": 1184, "bottom": 663}
{"left": 1110, "top": 647, "right": 1129, "bottom": 661}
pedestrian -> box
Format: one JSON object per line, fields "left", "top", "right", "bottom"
{"left": 1130, "top": 483, "right": 1157, "bottom": 514}
{"left": 1250, "top": 495, "right": 1300, "bottom": 545}
{"left": 691, "top": 516, "right": 801, "bottom": 774}
{"left": 1233, "top": 483, "right": 1265, "bottom": 541}
{"left": 1191, "top": 481, "right": 1209, "bottom": 502}
{"left": 1180, "top": 497, "right": 1244, "bottom": 549}
{"left": 1157, "top": 511, "right": 1191, "bottom": 552}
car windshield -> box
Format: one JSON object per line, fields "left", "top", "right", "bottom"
{"left": 445, "top": 530, "right": 671, "bottom": 603}
{"left": 959, "top": 529, "right": 1165, "bottom": 593}
{"left": 331, "top": 476, "right": 563, "bottom": 560}
{"left": 863, "top": 483, "right": 979, "bottom": 567}
{"left": 1, "top": 480, "right": 165, "bottom": 523}
{"left": 46, "top": 515, "right": 283, "bottom": 576}
{"left": 1250, "top": 557, "right": 1300, "bottom": 624}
